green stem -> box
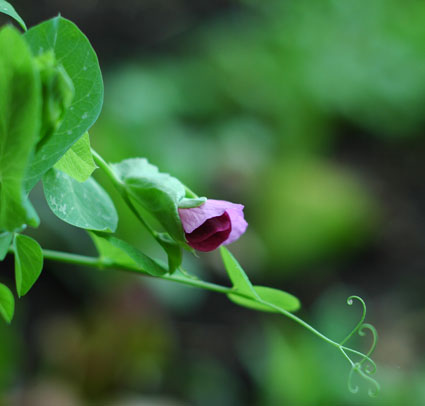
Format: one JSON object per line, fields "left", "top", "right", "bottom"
{"left": 38, "top": 248, "right": 341, "bottom": 348}
{"left": 91, "top": 149, "right": 121, "bottom": 186}
{"left": 12, "top": 246, "right": 378, "bottom": 393}
{"left": 42, "top": 249, "right": 103, "bottom": 268}
{"left": 40, "top": 248, "right": 231, "bottom": 295}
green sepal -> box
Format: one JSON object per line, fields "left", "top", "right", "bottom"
{"left": 178, "top": 197, "right": 206, "bottom": 209}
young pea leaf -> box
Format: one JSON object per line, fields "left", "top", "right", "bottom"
{"left": 0, "top": 283, "right": 14, "bottom": 323}
{"left": 0, "top": 0, "right": 27, "bottom": 31}
{"left": 157, "top": 233, "right": 183, "bottom": 273}
{"left": 220, "top": 246, "right": 257, "bottom": 298}
{"left": 89, "top": 232, "right": 168, "bottom": 277}
{"left": 112, "top": 158, "right": 186, "bottom": 242}
{"left": 43, "top": 169, "right": 118, "bottom": 232}
{"left": 54, "top": 132, "right": 97, "bottom": 182}
{"left": 0, "top": 26, "right": 41, "bottom": 232}
{"left": 14, "top": 234, "right": 43, "bottom": 297}
{"left": 228, "top": 286, "right": 301, "bottom": 313}
{"left": 24, "top": 17, "right": 104, "bottom": 191}
{"left": 0, "top": 232, "right": 13, "bottom": 261}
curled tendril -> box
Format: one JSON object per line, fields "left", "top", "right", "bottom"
{"left": 258, "top": 293, "right": 379, "bottom": 396}
{"left": 347, "top": 365, "right": 359, "bottom": 394}
{"left": 341, "top": 347, "right": 377, "bottom": 373}
{"left": 340, "top": 295, "right": 366, "bottom": 345}
{"left": 348, "top": 362, "right": 380, "bottom": 397}
{"left": 338, "top": 296, "right": 380, "bottom": 397}
{"left": 358, "top": 323, "right": 378, "bottom": 374}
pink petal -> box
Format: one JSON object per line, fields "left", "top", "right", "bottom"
{"left": 178, "top": 200, "right": 228, "bottom": 234}
{"left": 222, "top": 204, "right": 248, "bottom": 245}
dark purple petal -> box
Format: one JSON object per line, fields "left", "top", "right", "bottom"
{"left": 185, "top": 212, "right": 232, "bottom": 252}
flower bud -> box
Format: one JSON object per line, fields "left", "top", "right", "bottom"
{"left": 178, "top": 199, "right": 248, "bottom": 252}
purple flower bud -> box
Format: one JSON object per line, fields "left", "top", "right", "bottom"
{"left": 178, "top": 199, "right": 248, "bottom": 252}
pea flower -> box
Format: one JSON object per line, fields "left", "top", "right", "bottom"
{"left": 178, "top": 199, "right": 248, "bottom": 252}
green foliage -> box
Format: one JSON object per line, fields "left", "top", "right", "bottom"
{"left": 43, "top": 168, "right": 118, "bottom": 232}
{"left": 54, "top": 132, "right": 97, "bottom": 182}
{"left": 156, "top": 232, "right": 183, "bottom": 273}
{"left": 13, "top": 234, "right": 43, "bottom": 297}
{"left": 0, "top": 284, "right": 14, "bottom": 324}
{"left": 90, "top": 232, "right": 168, "bottom": 277}
{"left": 112, "top": 158, "right": 188, "bottom": 243}
{"left": 0, "top": 0, "right": 26, "bottom": 31}
{"left": 220, "top": 246, "right": 257, "bottom": 298}
{"left": 24, "top": 17, "right": 103, "bottom": 191}
{"left": 0, "top": 26, "right": 40, "bottom": 232}
{"left": 221, "top": 247, "right": 301, "bottom": 313}
{"left": 228, "top": 286, "right": 300, "bottom": 313}
{"left": 0, "top": 232, "right": 12, "bottom": 261}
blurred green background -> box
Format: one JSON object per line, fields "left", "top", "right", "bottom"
{"left": 1, "top": 0, "right": 425, "bottom": 404}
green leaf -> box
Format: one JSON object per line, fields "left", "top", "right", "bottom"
{"left": 112, "top": 158, "right": 186, "bottom": 242}
{"left": 0, "top": 26, "right": 41, "bottom": 232}
{"left": 14, "top": 234, "right": 43, "bottom": 297}
{"left": 42, "top": 168, "right": 118, "bottom": 232}
{"left": 89, "top": 232, "right": 168, "bottom": 277}
{"left": 228, "top": 286, "right": 301, "bottom": 313}
{"left": 0, "top": 0, "right": 27, "bottom": 31}
{"left": 220, "top": 246, "right": 257, "bottom": 298}
{"left": 0, "top": 283, "right": 14, "bottom": 323}
{"left": 0, "top": 232, "right": 12, "bottom": 261}
{"left": 54, "top": 132, "right": 97, "bottom": 182}
{"left": 220, "top": 247, "right": 301, "bottom": 313}
{"left": 157, "top": 233, "right": 183, "bottom": 273}
{"left": 24, "top": 17, "right": 104, "bottom": 191}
